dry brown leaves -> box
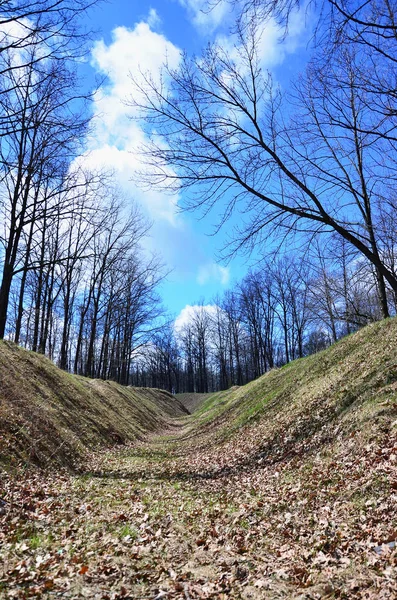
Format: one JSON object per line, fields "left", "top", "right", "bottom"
{"left": 1, "top": 413, "right": 397, "bottom": 599}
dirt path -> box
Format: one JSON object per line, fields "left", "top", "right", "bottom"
{"left": 1, "top": 416, "right": 397, "bottom": 600}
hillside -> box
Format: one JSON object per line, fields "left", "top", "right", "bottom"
{"left": 0, "top": 340, "right": 188, "bottom": 470}
{"left": 177, "top": 316, "right": 397, "bottom": 469}
{"left": 175, "top": 392, "right": 214, "bottom": 413}
{"left": 1, "top": 319, "right": 397, "bottom": 598}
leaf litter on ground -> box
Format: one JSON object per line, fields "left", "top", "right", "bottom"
{"left": 2, "top": 319, "right": 397, "bottom": 599}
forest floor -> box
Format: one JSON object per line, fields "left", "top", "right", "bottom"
{"left": 2, "top": 319, "right": 397, "bottom": 599}
{"left": 1, "top": 414, "right": 397, "bottom": 600}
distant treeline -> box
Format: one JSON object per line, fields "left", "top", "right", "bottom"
{"left": 132, "top": 240, "right": 397, "bottom": 394}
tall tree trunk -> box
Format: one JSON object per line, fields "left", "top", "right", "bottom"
{"left": 0, "top": 264, "right": 14, "bottom": 339}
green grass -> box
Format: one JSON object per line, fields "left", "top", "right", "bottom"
{"left": 0, "top": 341, "right": 187, "bottom": 470}
{"left": 2, "top": 317, "right": 397, "bottom": 478}
{"left": 183, "top": 318, "right": 397, "bottom": 451}
{"left": 29, "top": 534, "right": 44, "bottom": 549}
{"left": 119, "top": 525, "right": 138, "bottom": 540}
{"left": 2, "top": 319, "right": 397, "bottom": 600}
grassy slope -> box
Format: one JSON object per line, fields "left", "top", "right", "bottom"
{"left": 175, "top": 392, "right": 214, "bottom": 413}
{"left": 1, "top": 320, "right": 397, "bottom": 599}
{"left": 118, "top": 317, "right": 396, "bottom": 598}
{"left": 0, "top": 340, "right": 188, "bottom": 469}
{"left": 183, "top": 317, "right": 397, "bottom": 463}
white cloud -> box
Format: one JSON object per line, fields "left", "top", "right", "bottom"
{"left": 197, "top": 262, "right": 230, "bottom": 285}
{"left": 78, "top": 15, "right": 182, "bottom": 225}
{"left": 178, "top": 0, "right": 231, "bottom": 32}
{"left": 0, "top": 17, "right": 50, "bottom": 75}
{"left": 174, "top": 303, "right": 219, "bottom": 332}
{"left": 178, "top": 0, "right": 309, "bottom": 59}
{"left": 215, "top": 5, "right": 309, "bottom": 73}
{"left": 75, "top": 145, "right": 180, "bottom": 225}
{"left": 147, "top": 8, "right": 161, "bottom": 29}
{"left": 91, "top": 22, "right": 180, "bottom": 127}
{"left": 79, "top": 5, "right": 310, "bottom": 276}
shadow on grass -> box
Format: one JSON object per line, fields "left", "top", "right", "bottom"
{"left": 85, "top": 393, "right": 394, "bottom": 485}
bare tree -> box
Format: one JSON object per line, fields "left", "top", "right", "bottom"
{"left": 0, "top": 47, "right": 94, "bottom": 340}
{"left": 131, "top": 19, "right": 397, "bottom": 316}
{"left": 222, "top": 290, "right": 245, "bottom": 385}
{"left": 0, "top": 0, "right": 100, "bottom": 142}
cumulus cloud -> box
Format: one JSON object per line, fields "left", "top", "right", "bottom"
{"left": 178, "top": 0, "right": 309, "bottom": 65}
{"left": 75, "top": 144, "right": 180, "bottom": 224}
{"left": 78, "top": 6, "right": 309, "bottom": 281}
{"left": 178, "top": 0, "right": 231, "bottom": 32}
{"left": 215, "top": 5, "right": 309, "bottom": 73}
{"left": 174, "top": 303, "right": 219, "bottom": 333}
{"left": 0, "top": 17, "right": 48, "bottom": 72}
{"left": 78, "top": 14, "right": 182, "bottom": 225}
{"left": 197, "top": 262, "right": 230, "bottom": 285}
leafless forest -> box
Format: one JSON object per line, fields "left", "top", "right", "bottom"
{"left": 1, "top": 0, "right": 397, "bottom": 394}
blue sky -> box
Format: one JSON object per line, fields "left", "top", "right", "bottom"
{"left": 80, "top": 0, "right": 311, "bottom": 321}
